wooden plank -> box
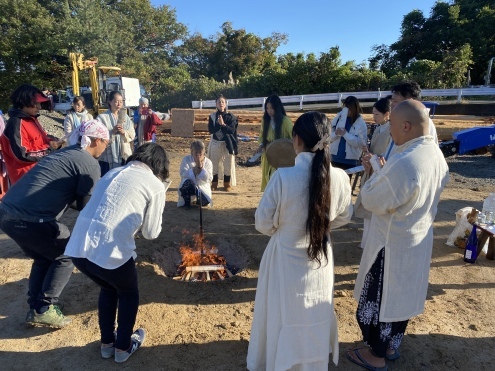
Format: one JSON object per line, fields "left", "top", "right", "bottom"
{"left": 185, "top": 265, "right": 225, "bottom": 272}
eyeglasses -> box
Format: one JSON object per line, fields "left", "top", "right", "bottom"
{"left": 101, "top": 139, "right": 110, "bottom": 148}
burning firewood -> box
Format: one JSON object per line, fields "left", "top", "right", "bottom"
{"left": 175, "top": 232, "right": 233, "bottom": 281}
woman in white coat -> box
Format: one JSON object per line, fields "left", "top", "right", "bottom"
{"left": 329, "top": 95, "right": 368, "bottom": 171}
{"left": 247, "top": 111, "right": 353, "bottom": 370}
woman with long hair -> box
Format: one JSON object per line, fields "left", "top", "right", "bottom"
{"left": 329, "top": 95, "right": 368, "bottom": 171}
{"left": 247, "top": 111, "right": 353, "bottom": 370}
{"left": 257, "top": 94, "right": 293, "bottom": 191}
{"left": 354, "top": 98, "right": 392, "bottom": 249}
{"left": 97, "top": 91, "right": 135, "bottom": 176}
{"left": 207, "top": 95, "right": 238, "bottom": 191}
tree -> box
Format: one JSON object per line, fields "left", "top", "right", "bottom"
{"left": 0, "top": 0, "right": 57, "bottom": 108}
{"left": 173, "top": 33, "right": 216, "bottom": 78}
{"left": 378, "top": 0, "right": 494, "bottom": 85}
{"left": 207, "top": 22, "right": 287, "bottom": 81}
{"left": 390, "top": 9, "right": 426, "bottom": 68}
{"left": 436, "top": 44, "right": 473, "bottom": 87}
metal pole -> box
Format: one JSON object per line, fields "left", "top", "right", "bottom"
{"left": 198, "top": 186, "right": 203, "bottom": 240}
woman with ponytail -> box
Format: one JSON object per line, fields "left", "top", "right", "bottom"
{"left": 247, "top": 111, "right": 353, "bottom": 370}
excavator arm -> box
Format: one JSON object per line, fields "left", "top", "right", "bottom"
{"left": 69, "top": 52, "right": 100, "bottom": 114}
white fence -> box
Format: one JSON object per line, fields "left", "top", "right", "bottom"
{"left": 191, "top": 87, "right": 495, "bottom": 110}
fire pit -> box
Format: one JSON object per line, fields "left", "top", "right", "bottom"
{"left": 173, "top": 233, "right": 239, "bottom": 282}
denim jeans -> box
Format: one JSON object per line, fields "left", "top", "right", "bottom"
{"left": 180, "top": 180, "right": 210, "bottom": 207}
{"left": 72, "top": 257, "right": 139, "bottom": 350}
{"left": 0, "top": 212, "right": 73, "bottom": 312}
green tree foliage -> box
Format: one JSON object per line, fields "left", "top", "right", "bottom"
{"left": 0, "top": 0, "right": 57, "bottom": 106}
{"left": 175, "top": 22, "right": 287, "bottom": 83}
{"left": 372, "top": 0, "right": 495, "bottom": 85}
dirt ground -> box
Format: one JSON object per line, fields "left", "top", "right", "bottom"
{"left": 0, "top": 125, "right": 494, "bottom": 371}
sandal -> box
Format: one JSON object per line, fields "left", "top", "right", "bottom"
{"left": 385, "top": 349, "right": 400, "bottom": 361}
{"left": 346, "top": 347, "right": 389, "bottom": 371}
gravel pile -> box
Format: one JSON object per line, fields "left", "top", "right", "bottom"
{"left": 38, "top": 110, "right": 65, "bottom": 139}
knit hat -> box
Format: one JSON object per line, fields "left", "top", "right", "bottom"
{"left": 139, "top": 97, "right": 149, "bottom": 105}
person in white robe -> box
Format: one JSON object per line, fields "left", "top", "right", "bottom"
{"left": 247, "top": 111, "right": 353, "bottom": 371}
{"left": 347, "top": 100, "right": 449, "bottom": 371}
{"left": 177, "top": 140, "right": 213, "bottom": 208}
{"left": 354, "top": 98, "right": 392, "bottom": 249}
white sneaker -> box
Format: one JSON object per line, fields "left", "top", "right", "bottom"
{"left": 100, "top": 330, "right": 117, "bottom": 359}
{"left": 114, "top": 328, "right": 146, "bottom": 363}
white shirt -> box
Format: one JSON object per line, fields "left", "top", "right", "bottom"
{"left": 354, "top": 136, "right": 449, "bottom": 321}
{"left": 65, "top": 161, "right": 166, "bottom": 269}
{"left": 177, "top": 154, "right": 213, "bottom": 207}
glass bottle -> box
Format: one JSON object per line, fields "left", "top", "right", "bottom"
{"left": 464, "top": 225, "right": 478, "bottom": 264}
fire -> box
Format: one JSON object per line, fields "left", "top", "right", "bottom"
{"left": 176, "top": 232, "right": 231, "bottom": 281}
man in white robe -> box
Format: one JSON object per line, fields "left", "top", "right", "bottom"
{"left": 347, "top": 100, "right": 449, "bottom": 370}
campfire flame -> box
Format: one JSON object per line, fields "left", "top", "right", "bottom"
{"left": 176, "top": 232, "right": 231, "bottom": 281}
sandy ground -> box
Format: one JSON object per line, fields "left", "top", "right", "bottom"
{"left": 0, "top": 131, "right": 494, "bottom": 371}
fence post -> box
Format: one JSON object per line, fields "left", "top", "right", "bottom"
{"left": 338, "top": 93, "right": 343, "bottom": 108}
{"left": 457, "top": 89, "right": 462, "bottom": 104}
{"left": 199, "top": 100, "right": 203, "bottom": 109}
{"left": 262, "top": 97, "right": 266, "bottom": 111}
{"left": 300, "top": 95, "right": 304, "bottom": 110}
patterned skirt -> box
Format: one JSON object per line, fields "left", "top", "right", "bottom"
{"left": 356, "top": 247, "right": 408, "bottom": 358}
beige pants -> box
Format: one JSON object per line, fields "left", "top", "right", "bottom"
{"left": 209, "top": 139, "right": 232, "bottom": 176}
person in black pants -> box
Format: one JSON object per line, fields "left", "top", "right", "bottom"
{"left": 0, "top": 119, "right": 109, "bottom": 328}
{"left": 65, "top": 143, "right": 170, "bottom": 363}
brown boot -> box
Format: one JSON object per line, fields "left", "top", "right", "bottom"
{"left": 224, "top": 181, "right": 232, "bottom": 191}
{"left": 211, "top": 181, "right": 218, "bottom": 191}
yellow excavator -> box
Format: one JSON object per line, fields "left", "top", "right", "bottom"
{"left": 55, "top": 52, "right": 141, "bottom": 116}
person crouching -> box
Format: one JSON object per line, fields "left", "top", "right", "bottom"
{"left": 178, "top": 140, "right": 213, "bottom": 209}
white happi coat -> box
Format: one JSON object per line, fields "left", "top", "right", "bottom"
{"left": 354, "top": 136, "right": 449, "bottom": 321}
{"left": 177, "top": 154, "right": 213, "bottom": 207}
{"left": 247, "top": 152, "right": 353, "bottom": 370}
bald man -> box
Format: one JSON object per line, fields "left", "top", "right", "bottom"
{"left": 347, "top": 100, "right": 449, "bottom": 370}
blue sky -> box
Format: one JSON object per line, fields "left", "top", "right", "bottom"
{"left": 151, "top": 0, "right": 438, "bottom": 64}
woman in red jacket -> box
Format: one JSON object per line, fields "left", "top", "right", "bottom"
{"left": 0, "top": 84, "right": 58, "bottom": 184}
